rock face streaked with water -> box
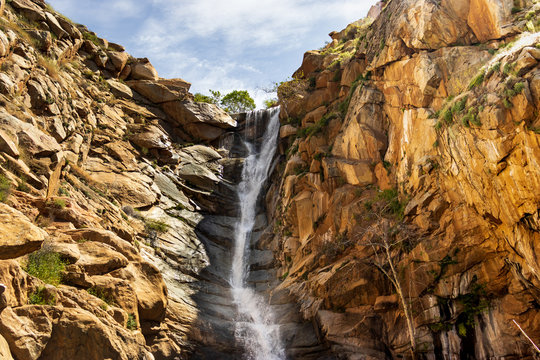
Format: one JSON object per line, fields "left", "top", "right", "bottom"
{"left": 231, "top": 108, "right": 285, "bottom": 360}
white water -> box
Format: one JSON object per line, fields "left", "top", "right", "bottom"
{"left": 230, "top": 107, "right": 285, "bottom": 360}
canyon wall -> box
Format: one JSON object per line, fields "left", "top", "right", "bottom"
{"left": 270, "top": 0, "right": 540, "bottom": 358}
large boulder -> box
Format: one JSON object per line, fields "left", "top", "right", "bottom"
{"left": 107, "top": 79, "right": 133, "bottom": 99}
{"left": 162, "top": 101, "right": 237, "bottom": 140}
{"left": 0, "top": 260, "right": 29, "bottom": 307}
{"left": 0, "top": 111, "right": 60, "bottom": 156}
{"left": 38, "top": 307, "right": 152, "bottom": 360}
{"left": 56, "top": 16, "right": 82, "bottom": 40}
{"left": 467, "top": 0, "right": 514, "bottom": 42}
{"left": 107, "top": 51, "right": 129, "bottom": 72}
{"left": 162, "top": 101, "right": 236, "bottom": 129}
{"left": 72, "top": 241, "right": 129, "bottom": 276}
{"left": 0, "top": 129, "right": 19, "bottom": 157}
{"left": 177, "top": 162, "right": 220, "bottom": 191}
{"left": 44, "top": 12, "right": 68, "bottom": 39}
{"left": 111, "top": 262, "right": 168, "bottom": 321}
{"left": 64, "top": 228, "right": 140, "bottom": 261}
{"left": 88, "top": 170, "right": 158, "bottom": 208}
{"left": 9, "top": 0, "right": 46, "bottom": 22}
{"left": 0, "top": 204, "right": 47, "bottom": 259}
{"left": 130, "top": 58, "right": 158, "bottom": 81}
{"left": 0, "top": 306, "right": 53, "bottom": 360}
{"left": 128, "top": 78, "right": 191, "bottom": 103}
{"left": 128, "top": 124, "right": 171, "bottom": 150}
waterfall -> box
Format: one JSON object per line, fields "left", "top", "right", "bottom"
{"left": 231, "top": 107, "right": 285, "bottom": 360}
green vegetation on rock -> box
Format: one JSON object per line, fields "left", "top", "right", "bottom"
{"left": 26, "top": 250, "right": 66, "bottom": 286}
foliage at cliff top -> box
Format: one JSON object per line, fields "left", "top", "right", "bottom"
{"left": 194, "top": 89, "right": 256, "bottom": 113}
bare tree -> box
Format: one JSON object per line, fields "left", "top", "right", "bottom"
{"left": 359, "top": 215, "right": 418, "bottom": 359}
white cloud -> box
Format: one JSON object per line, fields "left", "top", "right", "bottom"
{"left": 143, "top": 0, "right": 373, "bottom": 50}
{"left": 48, "top": 0, "right": 378, "bottom": 109}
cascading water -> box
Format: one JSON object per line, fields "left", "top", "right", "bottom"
{"left": 231, "top": 107, "right": 285, "bottom": 360}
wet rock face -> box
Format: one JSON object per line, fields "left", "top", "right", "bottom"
{"left": 272, "top": 0, "right": 540, "bottom": 358}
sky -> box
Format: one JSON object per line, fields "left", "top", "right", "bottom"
{"left": 47, "top": 0, "right": 377, "bottom": 108}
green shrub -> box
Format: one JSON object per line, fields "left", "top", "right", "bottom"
{"left": 83, "top": 31, "right": 103, "bottom": 48}
{"left": 26, "top": 250, "right": 65, "bottom": 286}
{"left": 428, "top": 110, "right": 441, "bottom": 119}
{"left": 339, "top": 73, "right": 369, "bottom": 117}
{"left": 144, "top": 219, "right": 169, "bottom": 233}
{"left": 28, "top": 286, "right": 56, "bottom": 305}
{"left": 503, "top": 98, "right": 513, "bottom": 108}
{"left": 87, "top": 287, "right": 115, "bottom": 306}
{"left": 263, "top": 99, "right": 278, "bottom": 108}
{"left": 451, "top": 96, "right": 468, "bottom": 113}
{"left": 16, "top": 178, "right": 30, "bottom": 192}
{"left": 461, "top": 115, "right": 471, "bottom": 127}
{"left": 468, "top": 73, "right": 484, "bottom": 90}
{"left": 470, "top": 116, "right": 482, "bottom": 127}
{"left": 52, "top": 198, "right": 66, "bottom": 209}
{"left": 457, "top": 281, "right": 489, "bottom": 327}
{"left": 293, "top": 165, "right": 309, "bottom": 175}
{"left": 0, "top": 175, "right": 11, "bottom": 202}
{"left": 511, "top": 6, "right": 521, "bottom": 14}
{"left": 503, "top": 62, "right": 515, "bottom": 75}
{"left": 221, "top": 90, "right": 256, "bottom": 113}
{"left": 376, "top": 188, "right": 406, "bottom": 219}
{"left": 442, "top": 109, "right": 453, "bottom": 124}
{"left": 513, "top": 82, "right": 525, "bottom": 93}
{"left": 126, "top": 313, "right": 137, "bottom": 330}
{"left": 303, "top": 113, "right": 338, "bottom": 138}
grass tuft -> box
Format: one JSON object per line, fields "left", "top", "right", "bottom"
{"left": 28, "top": 286, "right": 56, "bottom": 305}
{"left": 468, "top": 73, "right": 484, "bottom": 90}
{"left": 144, "top": 219, "right": 169, "bottom": 233}
{"left": 126, "top": 313, "right": 137, "bottom": 330}
{"left": 0, "top": 175, "right": 11, "bottom": 203}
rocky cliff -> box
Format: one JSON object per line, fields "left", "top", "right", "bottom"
{"left": 0, "top": 0, "right": 244, "bottom": 358}
{"left": 271, "top": 0, "right": 540, "bottom": 358}
{"left": 0, "top": 0, "right": 540, "bottom": 359}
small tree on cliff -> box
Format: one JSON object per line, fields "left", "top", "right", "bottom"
{"left": 193, "top": 89, "right": 222, "bottom": 104}
{"left": 220, "top": 90, "right": 256, "bottom": 113}
{"left": 361, "top": 217, "right": 417, "bottom": 358}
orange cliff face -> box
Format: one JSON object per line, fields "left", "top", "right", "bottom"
{"left": 271, "top": 0, "right": 540, "bottom": 358}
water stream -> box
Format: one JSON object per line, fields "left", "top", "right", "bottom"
{"left": 230, "top": 107, "right": 285, "bottom": 360}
